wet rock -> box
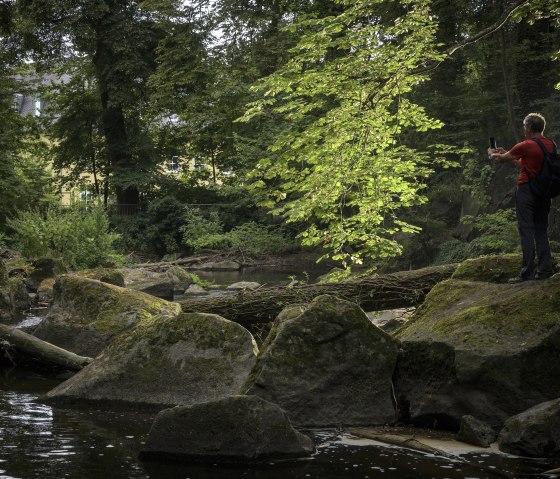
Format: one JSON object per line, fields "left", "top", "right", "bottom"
{"left": 394, "top": 255, "right": 560, "bottom": 430}
{"left": 33, "top": 275, "right": 180, "bottom": 357}
{"left": 184, "top": 284, "right": 207, "bottom": 296}
{"left": 456, "top": 415, "right": 496, "bottom": 448}
{"left": 226, "top": 281, "right": 261, "bottom": 290}
{"left": 498, "top": 398, "right": 560, "bottom": 458}
{"left": 139, "top": 395, "right": 314, "bottom": 463}
{"left": 45, "top": 313, "right": 258, "bottom": 409}
{"left": 191, "top": 260, "right": 240, "bottom": 271}
{"left": 242, "top": 294, "right": 398, "bottom": 427}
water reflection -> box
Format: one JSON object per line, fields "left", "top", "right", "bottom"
{"left": 0, "top": 371, "right": 557, "bottom": 479}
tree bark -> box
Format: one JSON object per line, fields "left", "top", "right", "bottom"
{"left": 0, "top": 324, "right": 92, "bottom": 372}
{"left": 178, "top": 263, "right": 457, "bottom": 325}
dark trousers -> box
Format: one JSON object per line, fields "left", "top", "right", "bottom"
{"left": 516, "top": 183, "right": 553, "bottom": 278}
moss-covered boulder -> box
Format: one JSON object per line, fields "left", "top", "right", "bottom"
{"left": 33, "top": 275, "right": 181, "bottom": 357}
{"left": 451, "top": 254, "right": 522, "bottom": 283}
{"left": 394, "top": 274, "right": 560, "bottom": 430}
{"left": 139, "top": 395, "right": 314, "bottom": 463}
{"left": 45, "top": 312, "right": 258, "bottom": 408}
{"left": 242, "top": 294, "right": 399, "bottom": 427}
{"left": 498, "top": 398, "right": 560, "bottom": 458}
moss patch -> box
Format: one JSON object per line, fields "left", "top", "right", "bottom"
{"left": 397, "top": 277, "right": 560, "bottom": 352}
{"left": 451, "top": 254, "right": 521, "bottom": 283}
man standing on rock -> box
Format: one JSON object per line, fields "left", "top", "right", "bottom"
{"left": 488, "top": 113, "right": 555, "bottom": 283}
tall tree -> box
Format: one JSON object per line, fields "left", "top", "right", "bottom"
{"left": 15, "top": 0, "right": 165, "bottom": 206}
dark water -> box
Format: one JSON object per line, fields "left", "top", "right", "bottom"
{"left": 0, "top": 370, "right": 557, "bottom": 479}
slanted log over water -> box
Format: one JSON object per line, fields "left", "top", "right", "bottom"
{"left": 0, "top": 324, "right": 92, "bottom": 371}
{"left": 178, "top": 264, "right": 457, "bottom": 324}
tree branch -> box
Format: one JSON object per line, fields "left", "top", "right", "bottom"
{"left": 445, "top": 0, "right": 530, "bottom": 57}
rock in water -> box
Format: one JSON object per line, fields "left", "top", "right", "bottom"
{"left": 45, "top": 312, "right": 258, "bottom": 408}
{"left": 226, "top": 281, "right": 261, "bottom": 290}
{"left": 394, "top": 255, "right": 560, "bottom": 430}
{"left": 242, "top": 294, "right": 398, "bottom": 426}
{"left": 456, "top": 415, "right": 496, "bottom": 448}
{"left": 498, "top": 399, "right": 560, "bottom": 458}
{"left": 139, "top": 395, "right": 314, "bottom": 463}
{"left": 33, "top": 275, "right": 181, "bottom": 357}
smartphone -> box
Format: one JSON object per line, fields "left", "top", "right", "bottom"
{"left": 489, "top": 137, "right": 497, "bottom": 149}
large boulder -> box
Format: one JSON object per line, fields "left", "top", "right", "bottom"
{"left": 190, "top": 260, "right": 240, "bottom": 271}
{"left": 394, "top": 255, "right": 560, "bottom": 430}
{"left": 45, "top": 312, "right": 258, "bottom": 408}
{"left": 498, "top": 398, "right": 560, "bottom": 458}
{"left": 242, "top": 294, "right": 399, "bottom": 427}
{"left": 33, "top": 275, "right": 181, "bottom": 357}
{"left": 139, "top": 395, "right": 314, "bottom": 463}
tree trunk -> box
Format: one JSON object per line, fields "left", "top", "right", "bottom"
{"left": 178, "top": 263, "right": 457, "bottom": 325}
{"left": 0, "top": 324, "right": 92, "bottom": 372}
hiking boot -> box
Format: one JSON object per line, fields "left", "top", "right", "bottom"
{"left": 507, "top": 276, "right": 530, "bottom": 284}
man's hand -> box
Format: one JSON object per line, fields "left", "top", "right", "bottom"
{"left": 487, "top": 147, "right": 507, "bottom": 159}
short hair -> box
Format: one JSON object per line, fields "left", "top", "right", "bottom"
{"left": 523, "top": 113, "right": 546, "bottom": 133}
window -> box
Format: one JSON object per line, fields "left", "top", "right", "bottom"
{"left": 34, "top": 97, "right": 42, "bottom": 116}
{"left": 79, "top": 190, "right": 93, "bottom": 203}
{"left": 167, "top": 156, "right": 180, "bottom": 174}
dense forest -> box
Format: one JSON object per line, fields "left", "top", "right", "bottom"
{"left": 0, "top": 0, "right": 559, "bottom": 274}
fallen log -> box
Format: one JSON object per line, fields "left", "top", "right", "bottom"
{"left": 0, "top": 324, "right": 93, "bottom": 371}
{"left": 178, "top": 263, "right": 457, "bottom": 324}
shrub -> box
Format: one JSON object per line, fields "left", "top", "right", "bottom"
{"left": 9, "top": 203, "right": 123, "bottom": 269}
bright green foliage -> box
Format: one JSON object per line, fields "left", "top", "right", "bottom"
{"left": 9, "top": 203, "right": 123, "bottom": 269}
{"left": 241, "top": 0, "right": 455, "bottom": 271}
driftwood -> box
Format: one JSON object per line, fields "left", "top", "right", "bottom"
{"left": 0, "top": 324, "right": 92, "bottom": 371}
{"left": 178, "top": 263, "right": 457, "bottom": 324}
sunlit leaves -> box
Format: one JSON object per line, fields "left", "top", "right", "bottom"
{"left": 241, "top": 0, "right": 455, "bottom": 272}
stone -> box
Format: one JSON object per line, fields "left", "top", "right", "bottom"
{"left": 242, "top": 294, "right": 398, "bottom": 427}
{"left": 73, "top": 268, "right": 126, "bottom": 287}
{"left": 451, "top": 254, "right": 521, "bottom": 283}
{"left": 45, "top": 313, "right": 258, "bottom": 409}
{"left": 164, "top": 266, "right": 192, "bottom": 291}
{"left": 139, "top": 395, "right": 314, "bottom": 463}
{"left": 456, "top": 415, "right": 496, "bottom": 448}
{"left": 121, "top": 269, "right": 174, "bottom": 300}
{"left": 184, "top": 284, "right": 207, "bottom": 296}
{"left": 190, "top": 260, "right": 241, "bottom": 271}
{"left": 27, "top": 257, "right": 67, "bottom": 291}
{"left": 226, "top": 281, "right": 261, "bottom": 290}
{"left": 394, "top": 255, "right": 560, "bottom": 430}
{"left": 498, "top": 398, "right": 560, "bottom": 458}
{"left": 33, "top": 275, "right": 180, "bottom": 357}
{"left": 36, "top": 278, "right": 55, "bottom": 304}
{"left": 367, "top": 308, "right": 414, "bottom": 334}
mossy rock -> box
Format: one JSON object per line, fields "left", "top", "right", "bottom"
{"left": 75, "top": 269, "right": 126, "bottom": 287}
{"left": 45, "top": 312, "right": 258, "bottom": 408}
{"left": 33, "top": 275, "right": 181, "bottom": 357}
{"left": 140, "top": 396, "right": 314, "bottom": 463}
{"left": 451, "top": 254, "right": 521, "bottom": 283}
{"left": 394, "top": 276, "right": 560, "bottom": 430}
{"left": 121, "top": 268, "right": 175, "bottom": 300}
{"left": 28, "top": 257, "right": 67, "bottom": 290}
{"left": 242, "top": 294, "right": 398, "bottom": 427}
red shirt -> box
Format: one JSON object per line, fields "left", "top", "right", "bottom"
{"left": 509, "top": 134, "right": 555, "bottom": 185}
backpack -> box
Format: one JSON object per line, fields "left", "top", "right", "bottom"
{"left": 529, "top": 137, "right": 560, "bottom": 199}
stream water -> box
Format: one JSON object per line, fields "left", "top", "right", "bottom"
{"left": 1, "top": 267, "right": 558, "bottom": 478}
